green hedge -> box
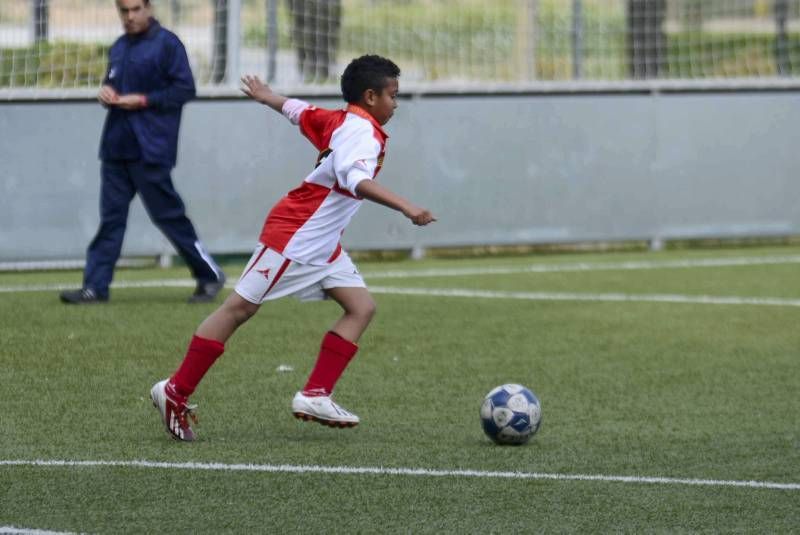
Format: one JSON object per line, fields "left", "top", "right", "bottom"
{"left": 666, "top": 32, "right": 800, "bottom": 77}
{"left": 0, "top": 42, "right": 108, "bottom": 88}
{"left": 536, "top": 31, "right": 800, "bottom": 80}
{"left": 242, "top": 0, "right": 799, "bottom": 81}
{"left": 2, "top": 32, "right": 798, "bottom": 88}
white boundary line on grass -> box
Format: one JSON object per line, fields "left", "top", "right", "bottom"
{"left": 2, "top": 459, "right": 798, "bottom": 491}
{"left": 364, "top": 254, "right": 800, "bottom": 279}
{"left": 3, "top": 281, "right": 800, "bottom": 307}
{"left": 2, "top": 254, "right": 800, "bottom": 307}
{"left": 0, "top": 527, "right": 76, "bottom": 535}
{"left": 0, "top": 279, "right": 197, "bottom": 293}
{"left": 3, "top": 254, "right": 800, "bottom": 294}
{"left": 369, "top": 287, "right": 800, "bottom": 307}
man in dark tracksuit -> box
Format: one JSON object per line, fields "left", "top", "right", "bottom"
{"left": 61, "top": 0, "right": 225, "bottom": 304}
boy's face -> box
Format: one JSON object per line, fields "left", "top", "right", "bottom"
{"left": 362, "top": 78, "right": 399, "bottom": 126}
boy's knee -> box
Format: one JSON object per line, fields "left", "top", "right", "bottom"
{"left": 223, "top": 296, "right": 259, "bottom": 324}
{"left": 360, "top": 298, "right": 377, "bottom": 321}
{"left": 238, "top": 302, "right": 260, "bottom": 322}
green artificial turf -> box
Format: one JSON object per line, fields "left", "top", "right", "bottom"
{"left": 1, "top": 247, "right": 798, "bottom": 533}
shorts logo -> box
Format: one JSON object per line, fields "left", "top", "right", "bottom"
{"left": 257, "top": 268, "right": 270, "bottom": 280}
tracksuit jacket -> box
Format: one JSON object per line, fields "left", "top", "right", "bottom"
{"left": 99, "top": 19, "right": 195, "bottom": 168}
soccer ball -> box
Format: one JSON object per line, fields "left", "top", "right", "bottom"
{"left": 480, "top": 384, "right": 541, "bottom": 445}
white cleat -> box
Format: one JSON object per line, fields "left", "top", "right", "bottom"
{"left": 292, "top": 391, "right": 360, "bottom": 428}
{"left": 150, "top": 379, "right": 198, "bottom": 442}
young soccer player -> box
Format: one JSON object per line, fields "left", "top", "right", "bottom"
{"left": 151, "top": 55, "right": 436, "bottom": 441}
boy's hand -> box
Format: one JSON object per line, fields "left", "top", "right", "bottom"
{"left": 403, "top": 206, "right": 437, "bottom": 226}
{"left": 240, "top": 75, "right": 288, "bottom": 113}
{"left": 355, "top": 180, "right": 436, "bottom": 226}
{"left": 241, "top": 75, "right": 272, "bottom": 104}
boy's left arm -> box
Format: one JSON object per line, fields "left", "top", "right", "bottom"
{"left": 355, "top": 179, "right": 436, "bottom": 226}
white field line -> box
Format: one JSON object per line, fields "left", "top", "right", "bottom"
{"left": 1, "top": 253, "right": 799, "bottom": 292}
{"left": 1, "top": 255, "right": 799, "bottom": 307}
{"left": 364, "top": 254, "right": 800, "bottom": 279}
{"left": 2, "top": 281, "right": 800, "bottom": 307}
{"left": 0, "top": 279, "right": 198, "bottom": 293}
{"left": 369, "top": 287, "right": 800, "bottom": 307}
{"left": 2, "top": 279, "right": 798, "bottom": 307}
{"left": 1, "top": 459, "right": 798, "bottom": 491}
{"left": 0, "top": 528, "right": 77, "bottom": 535}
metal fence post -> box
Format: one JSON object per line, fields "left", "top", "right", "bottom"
{"left": 572, "top": 0, "right": 583, "bottom": 79}
{"left": 31, "top": 0, "right": 49, "bottom": 43}
{"left": 775, "top": 0, "right": 790, "bottom": 76}
{"left": 226, "top": 0, "right": 241, "bottom": 86}
{"left": 267, "top": 0, "right": 278, "bottom": 82}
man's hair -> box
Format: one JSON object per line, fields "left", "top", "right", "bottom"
{"left": 340, "top": 55, "right": 400, "bottom": 104}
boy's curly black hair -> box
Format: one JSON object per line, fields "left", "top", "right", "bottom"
{"left": 340, "top": 55, "right": 400, "bottom": 104}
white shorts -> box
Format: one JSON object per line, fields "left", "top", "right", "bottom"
{"left": 235, "top": 244, "right": 366, "bottom": 304}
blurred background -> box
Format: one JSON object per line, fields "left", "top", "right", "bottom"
{"left": 2, "top": 0, "right": 799, "bottom": 91}
{"left": 1, "top": 1, "right": 799, "bottom": 269}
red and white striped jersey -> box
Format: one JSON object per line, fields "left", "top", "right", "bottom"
{"left": 259, "top": 99, "right": 388, "bottom": 265}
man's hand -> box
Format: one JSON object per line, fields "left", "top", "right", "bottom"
{"left": 115, "top": 94, "right": 147, "bottom": 110}
{"left": 98, "top": 85, "right": 119, "bottom": 106}
{"left": 99, "top": 86, "right": 147, "bottom": 110}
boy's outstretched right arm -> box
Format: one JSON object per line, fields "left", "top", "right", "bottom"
{"left": 241, "top": 75, "right": 309, "bottom": 125}
{"left": 240, "top": 75, "right": 288, "bottom": 114}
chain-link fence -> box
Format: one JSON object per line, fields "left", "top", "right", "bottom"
{"left": 1, "top": 0, "right": 799, "bottom": 95}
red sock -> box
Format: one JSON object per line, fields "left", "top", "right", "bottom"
{"left": 303, "top": 331, "right": 358, "bottom": 396}
{"left": 169, "top": 335, "right": 225, "bottom": 398}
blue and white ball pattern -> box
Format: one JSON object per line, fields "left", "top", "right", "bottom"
{"left": 480, "top": 384, "right": 541, "bottom": 445}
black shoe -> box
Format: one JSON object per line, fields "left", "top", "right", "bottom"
{"left": 188, "top": 274, "right": 226, "bottom": 304}
{"left": 60, "top": 288, "right": 108, "bottom": 304}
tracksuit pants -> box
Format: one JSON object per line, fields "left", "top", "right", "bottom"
{"left": 83, "top": 160, "right": 222, "bottom": 298}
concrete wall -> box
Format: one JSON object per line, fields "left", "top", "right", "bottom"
{"left": 1, "top": 90, "right": 798, "bottom": 261}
